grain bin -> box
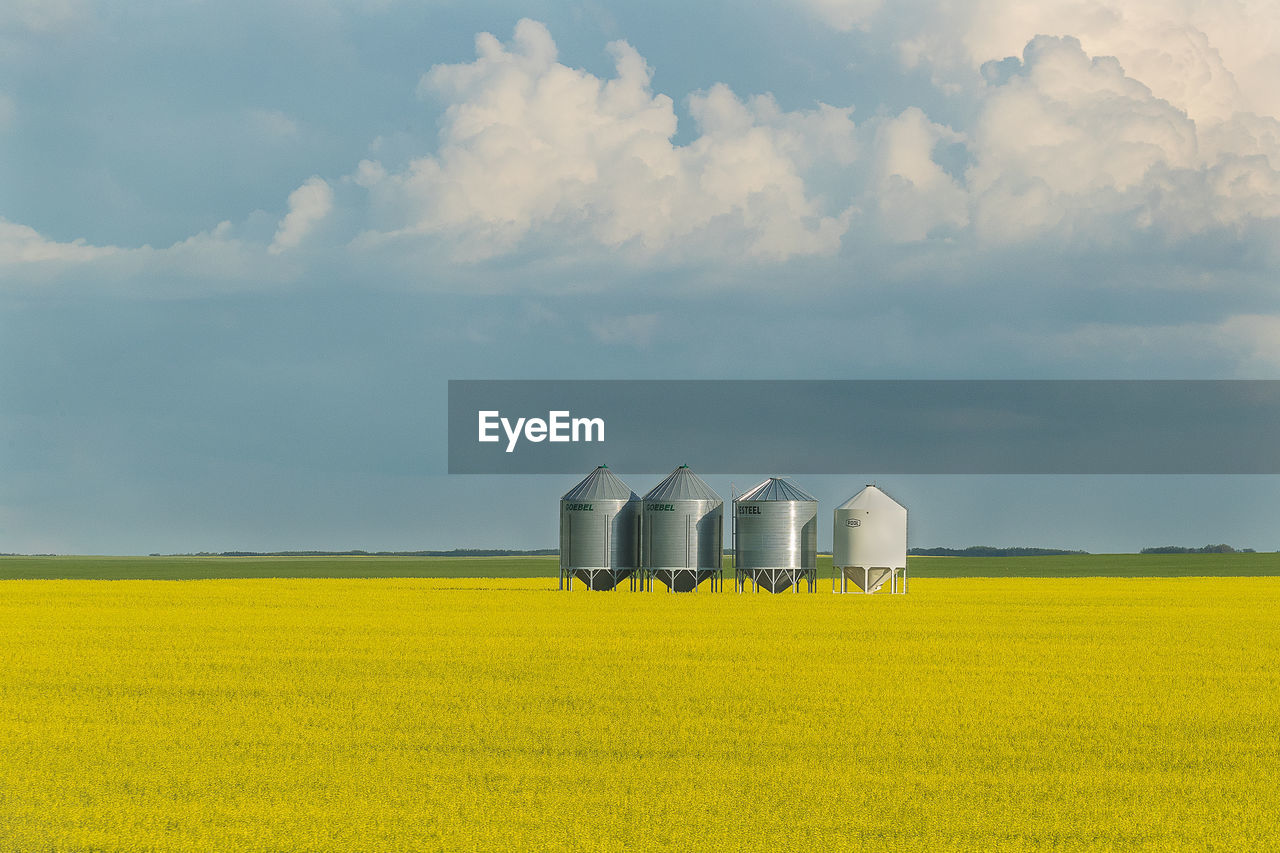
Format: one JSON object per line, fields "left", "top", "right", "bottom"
{"left": 733, "top": 477, "right": 817, "bottom": 593}
{"left": 642, "top": 465, "right": 723, "bottom": 592}
{"left": 833, "top": 485, "right": 907, "bottom": 594}
{"left": 559, "top": 465, "right": 641, "bottom": 591}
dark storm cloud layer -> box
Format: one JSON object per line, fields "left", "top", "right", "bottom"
{"left": 450, "top": 381, "right": 1280, "bottom": 474}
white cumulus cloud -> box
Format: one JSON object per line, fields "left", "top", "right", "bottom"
{"left": 794, "top": 0, "right": 1280, "bottom": 124}
{"left": 0, "top": 218, "right": 120, "bottom": 264}
{"left": 0, "top": 218, "right": 298, "bottom": 295}
{"left": 964, "top": 36, "right": 1280, "bottom": 242}
{"left": 872, "top": 107, "right": 968, "bottom": 241}
{"left": 353, "top": 19, "right": 853, "bottom": 263}
{"left": 4, "top": 15, "right": 1278, "bottom": 301}
{"left": 269, "top": 176, "right": 333, "bottom": 255}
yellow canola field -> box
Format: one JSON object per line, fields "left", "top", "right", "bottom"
{"left": 1, "top": 577, "right": 1277, "bottom": 852}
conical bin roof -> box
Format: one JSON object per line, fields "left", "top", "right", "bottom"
{"left": 836, "top": 484, "right": 905, "bottom": 512}
{"left": 643, "top": 465, "right": 721, "bottom": 502}
{"left": 561, "top": 465, "right": 639, "bottom": 502}
{"left": 737, "top": 476, "right": 816, "bottom": 502}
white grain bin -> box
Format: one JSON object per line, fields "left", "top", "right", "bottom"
{"left": 833, "top": 484, "right": 907, "bottom": 594}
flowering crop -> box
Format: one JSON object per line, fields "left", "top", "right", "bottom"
{"left": 1, "top": 578, "right": 1277, "bottom": 851}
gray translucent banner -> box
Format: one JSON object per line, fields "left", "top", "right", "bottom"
{"left": 448, "top": 380, "right": 1280, "bottom": 474}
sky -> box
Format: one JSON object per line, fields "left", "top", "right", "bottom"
{"left": 3, "top": 0, "right": 1279, "bottom": 554}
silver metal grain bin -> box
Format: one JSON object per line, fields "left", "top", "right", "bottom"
{"left": 733, "top": 477, "right": 818, "bottom": 593}
{"left": 559, "top": 465, "right": 641, "bottom": 591}
{"left": 642, "top": 465, "right": 723, "bottom": 592}
{"left": 833, "top": 484, "right": 908, "bottom": 594}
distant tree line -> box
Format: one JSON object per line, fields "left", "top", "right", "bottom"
{"left": 908, "top": 546, "right": 1089, "bottom": 557}
{"left": 153, "top": 548, "right": 559, "bottom": 557}
{"left": 1140, "top": 544, "right": 1256, "bottom": 554}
